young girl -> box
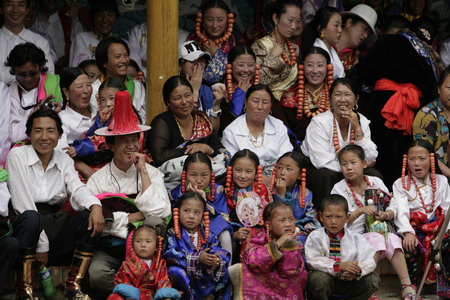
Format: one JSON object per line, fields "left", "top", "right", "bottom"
{"left": 331, "top": 144, "right": 417, "bottom": 299}
{"left": 225, "top": 150, "right": 270, "bottom": 247}
{"left": 391, "top": 140, "right": 450, "bottom": 296}
{"left": 238, "top": 201, "right": 307, "bottom": 299}
{"left": 164, "top": 192, "right": 231, "bottom": 299}
{"left": 108, "top": 225, "right": 180, "bottom": 300}
{"left": 271, "top": 151, "right": 320, "bottom": 245}
{"left": 171, "top": 152, "right": 233, "bottom": 255}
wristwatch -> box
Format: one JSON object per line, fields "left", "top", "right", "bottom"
{"left": 209, "top": 109, "right": 222, "bottom": 118}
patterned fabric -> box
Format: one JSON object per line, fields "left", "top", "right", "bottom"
{"left": 337, "top": 48, "right": 358, "bottom": 71}
{"left": 401, "top": 30, "right": 440, "bottom": 81}
{"left": 164, "top": 227, "right": 231, "bottom": 300}
{"left": 327, "top": 230, "right": 345, "bottom": 263}
{"left": 240, "top": 228, "right": 307, "bottom": 299}
{"left": 109, "top": 230, "right": 171, "bottom": 300}
{"left": 175, "top": 112, "right": 214, "bottom": 150}
{"left": 413, "top": 98, "right": 450, "bottom": 166}
{"left": 410, "top": 206, "right": 445, "bottom": 283}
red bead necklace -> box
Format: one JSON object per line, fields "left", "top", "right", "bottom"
{"left": 333, "top": 117, "right": 355, "bottom": 153}
{"left": 195, "top": 12, "right": 234, "bottom": 46}
{"left": 225, "top": 63, "right": 260, "bottom": 101}
{"left": 273, "top": 34, "right": 296, "bottom": 66}
{"left": 346, "top": 176, "right": 372, "bottom": 207}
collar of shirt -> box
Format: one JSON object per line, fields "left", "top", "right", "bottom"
{"left": 110, "top": 160, "right": 137, "bottom": 179}
{"left": 233, "top": 115, "right": 278, "bottom": 136}
{"left": 1, "top": 25, "right": 26, "bottom": 39}
{"left": 25, "top": 145, "right": 60, "bottom": 171}
{"left": 61, "top": 106, "right": 96, "bottom": 128}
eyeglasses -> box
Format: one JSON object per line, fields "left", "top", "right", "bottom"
{"left": 16, "top": 71, "right": 40, "bottom": 79}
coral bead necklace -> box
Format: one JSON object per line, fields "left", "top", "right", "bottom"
{"left": 346, "top": 176, "right": 372, "bottom": 207}
{"left": 333, "top": 116, "right": 355, "bottom": 153}
{"left": 272, "top": 34, "right": 296, "bottom": 66}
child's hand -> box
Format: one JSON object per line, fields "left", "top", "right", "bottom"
{"left": 276, "top": 233, "right": 296, "bottom": 249}
{"left": 232, "top": 227, "right": 251, "bottom": 240}
{"left": 99, "top": 106, "right": 113, "bottom": 123}
{"left": 375, "top": 211, "right": 390, "bottom": 221}
{"left": 199, "top": 248, "right": 220, "bottom": 267}
{"left": 275, "top": 178, "right": 287, "bottom": 198}
{"left": 358, "top": 206, "right": 377, "bottom": 216}
{"left": 62, "top": 146, "right": 77, "bottom": 158}
{"left": 341, "top": 271, "right": 357, "bottom": 281}
{"left": 186, "top": 183, "right": 207, "bottom": 199}
{"left": 339, "top": 261, "right": 361, "bottom": 274}
{"left": 403, "top": 233, "right": 418, "bottom": 252}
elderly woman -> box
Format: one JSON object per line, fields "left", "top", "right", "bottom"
{"left": 251, "top": 0, "right": 301, "bottom": 101}
{"left": 336, "top": 4, "right": 377, "bottom": 72}
{"left": 300, "top": 78, "right": 379, "bottom": 207}
{"left": 147, "top": 76, "right": 229, "bottom": 190}
{"left": 8, "top": 42, "right": 62, "bottom": 145}
{"left": 413, "top": 67, "right": 450, "bottom": 178}
{"left": 222, "top": 84, "right": 293, "bottom": 177}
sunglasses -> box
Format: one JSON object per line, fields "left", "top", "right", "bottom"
{"left": 16, "top": 71, "right": 40, "bottom": 79}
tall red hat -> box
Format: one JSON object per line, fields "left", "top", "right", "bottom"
{"left": 95, "top": 90, "right": 150, "bottom": 136}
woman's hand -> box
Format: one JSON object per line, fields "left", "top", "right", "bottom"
{"left": 232, "top": 227, "right": 251, "bottom": 240}
{"left": 403, "top": 232, "right": 418, "bottom": 252}
{"left": 203, "top": 41, "right": 219, "bottom": 56}
{"left": 184, "top": 143, "right": 214, "bottom": 156}
{"left": 341, "top": 108, "right": 362, "bottom": 135}
{"left": 237, "top": 78, "right": 252, "bottom": 93}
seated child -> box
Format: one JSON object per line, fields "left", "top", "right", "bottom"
{"left": 305, "top": 194, "right": 380, "bottom": 300}
{"left": 171, "top": 152, "right": 233, "bottom": 255}
{"left": 164, "top": 192, "right": 231, "bottom": 299}
{"left": 331, "top": 145, "right": 417, "bottom": 299}
{"left": 108, "top": 224, "right": 180, "bottom": 300}
{"left": 391, "top": 140, "right": 450, "bottom": 296}
{"left": 237, "top": 201, "right": 307, "bottom": 299}
{"left": 225, "top": 149, "right": 270, "bottom": 261}
{"left": 271, "top": 151, "right": 320, "bottom": 245}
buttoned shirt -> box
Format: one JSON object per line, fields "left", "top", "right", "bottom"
{"left": 7, "top": 145, "right": 101, "bottom": 252}
{"left": 57, "top": 106, "right": 97, "bottom": 148}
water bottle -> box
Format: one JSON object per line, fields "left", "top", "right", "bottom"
{"left": 366, "top": 199, "right": 376, "bottom": 225}
{"left": 38, "top": 267, "right": 56, "bottom": 298}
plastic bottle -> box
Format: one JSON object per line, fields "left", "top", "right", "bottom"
{"left": 366, "top": 199, "right": 376, "bottom": 225}
{"left": 38, "top": 267, "right": 56, "bottom": 298}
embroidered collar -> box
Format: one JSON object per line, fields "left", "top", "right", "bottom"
{"left": 326, "top": 229, "right": 345, "bottom": 240}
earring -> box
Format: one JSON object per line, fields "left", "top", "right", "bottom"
{"left": 265, "top": 223, "right": 272, "bottom": 242}
{"left": 320, "top": 32, "right": 325, "bottom": 40}
{"left": 166, "top": 104, "right": 171, "bottom": 111}
{"left": 353, "top": 104, "right": 359, "bottom": 111}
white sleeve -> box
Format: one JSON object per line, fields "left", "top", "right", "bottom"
{"left": 0, "top": 82, "right": 10, "bottom": 167}
{"left": 221, "top": 128, "right": 239, "bottom": 158}
{"left": 70, "top": 33, "right": 90, "bottom": 67}
{"left": 135, "top": 165, "right": 171, "bottom": 218}
{"left": 354, "top": 234, "right": 377, "bottom": 277}
{"left": 392, "top": 180, "right": 414, "bottom": 236}
{"left": 305, "top": 230, "right": 336, "bottom": 275}
{"left": 305, "top": 118, "right": 340, "bottom": 171}
{"left": 133, "top": 81, "right": 147, "bottom": 123}
{"left": 0, "top": 181, "right": 10, "bottom": 217}
{"left": 277, "top": 122, "right": 293, "bottom": 156}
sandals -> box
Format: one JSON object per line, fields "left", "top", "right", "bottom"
{"left": 368, "top": 294, "right": 380, "bottom": 300}
{"left": 401, "top": 284, "right": 421, "bottom": 300}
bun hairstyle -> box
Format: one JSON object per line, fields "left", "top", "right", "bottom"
{"left": 181, "top": 152, "right": 215, "bottom": 202}
{"left": 225, "top": 150, "right": 263, "bottom": 208}
{"left": 172, "top": 192, "right": 210, "bottom": 251}
{"left": 162, "top": 76, "right": 193, "bottom": 106}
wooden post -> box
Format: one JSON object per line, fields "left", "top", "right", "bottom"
{"left": 146, "top": 0, "right": 179, "bottom": 124}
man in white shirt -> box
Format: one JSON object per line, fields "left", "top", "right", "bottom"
{"left": 0, "top": 0, "right": 54, "bottom": 85}
{"left": 86, "top": 90, "right": 171, "bottom": 297}
{"left": 7, "top": 108, "right": 104, "bottom": 300}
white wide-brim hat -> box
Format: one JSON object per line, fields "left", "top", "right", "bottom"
{"left": 341, "top": 4, "right": 378, "bottom": 40}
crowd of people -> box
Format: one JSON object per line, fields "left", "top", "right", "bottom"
{"left": 0, "top": 0, "right": 450, "bottom": 299}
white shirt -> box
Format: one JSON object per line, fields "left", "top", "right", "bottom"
{"left": 331, "top": 176, "right": 390, "bottom": 234}
{"left": 86, "top": 161, "right": 171, "bottom": 239}
{"left": 32, "top": 12, "right": 66, "bottom": 60}
{"left": 439, "top": 37, "right": 450, "bottom": 68}
{"left": 70, "top": 31, "right": 99, "bottom": 67}
{"left": 9, "top": 81, "right": 39, "bottom": 143}
{"left": 222, "top": 114, "right": 293, "bottom": 167}
{"left": 57, "top": 106, "right": 96, "bottom": 149}
{"left": 301, "top": 110, "right": 378, "bottom": 172}
{"left": 0, "top": 182, "right": 11, "bottom": 218}
{"left": 90, "top": 78, "right": 147, "bottom": 123}
{"left": 305, "top": 227, "right": 376, "bottom": 278}
{"left": 391, "top": 174, "right": 450, "bottom": 236}
{"left": 314, "top": 38, "right": 345, "bottom": 79}
{"left": 0, "top": 26, "right": 54, "bottom": 85}
{"left": 0, "top": 81, "right": 10, "bottom": 168}
{"left": 6, "top": 145, "right": 102, "bottom": 252}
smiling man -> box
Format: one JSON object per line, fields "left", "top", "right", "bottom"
{"left": 6, "top": 108, "right": 104, "bottom": 300}
{"left": 0, "top": 0, "right": 54, "bottom": 84}
{"left": 86, "top": 90, "right": 170, "bottom": 298}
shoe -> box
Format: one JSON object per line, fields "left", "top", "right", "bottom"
{"left": 401, "top": 283, "right": 421, "bottom": 300}
{"left": 368, "top": 294, "right": 380, "bottom": 300}
{"left": 64, "top": 243, "right": 95, "bottom": 300}
{"left": 16, "top": 248, "right": 37, "bottom": 300}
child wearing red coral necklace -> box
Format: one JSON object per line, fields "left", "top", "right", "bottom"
{"left": 331, "top": 145, "right": 417, "bottom": 300}
{"left": 391, "top": 140, "right": 450, "bottom": 296}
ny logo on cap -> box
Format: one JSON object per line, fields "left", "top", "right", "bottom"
{"left": 184, "top": 42, "right": 202, "bottom": 54}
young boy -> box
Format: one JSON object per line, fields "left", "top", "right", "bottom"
{"left": 305, "top": 194, "right": 380, "bottom": 299}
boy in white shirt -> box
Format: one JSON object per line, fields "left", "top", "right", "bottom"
{"left": 305, "top": 194, "right": 380, "bottom": 299}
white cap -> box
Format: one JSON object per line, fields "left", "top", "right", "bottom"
{"left": 178, "top": 41, "right": 211, "bottom": 61}
{"left": 342, "top": 4, "right": 378, "bottom": 39}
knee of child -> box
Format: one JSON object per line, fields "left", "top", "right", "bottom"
{"left": 307, "top": 270, "right": 334, "bottom": 291}
{"left": 363, "top": 273, "right": 381, "bottom": 293}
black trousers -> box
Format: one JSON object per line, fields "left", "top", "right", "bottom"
{"left": 0, "top": 235, "right": 19, "bottom": 294}
{"left": 14, "top": 209, "right": 101, "bottom": 266}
